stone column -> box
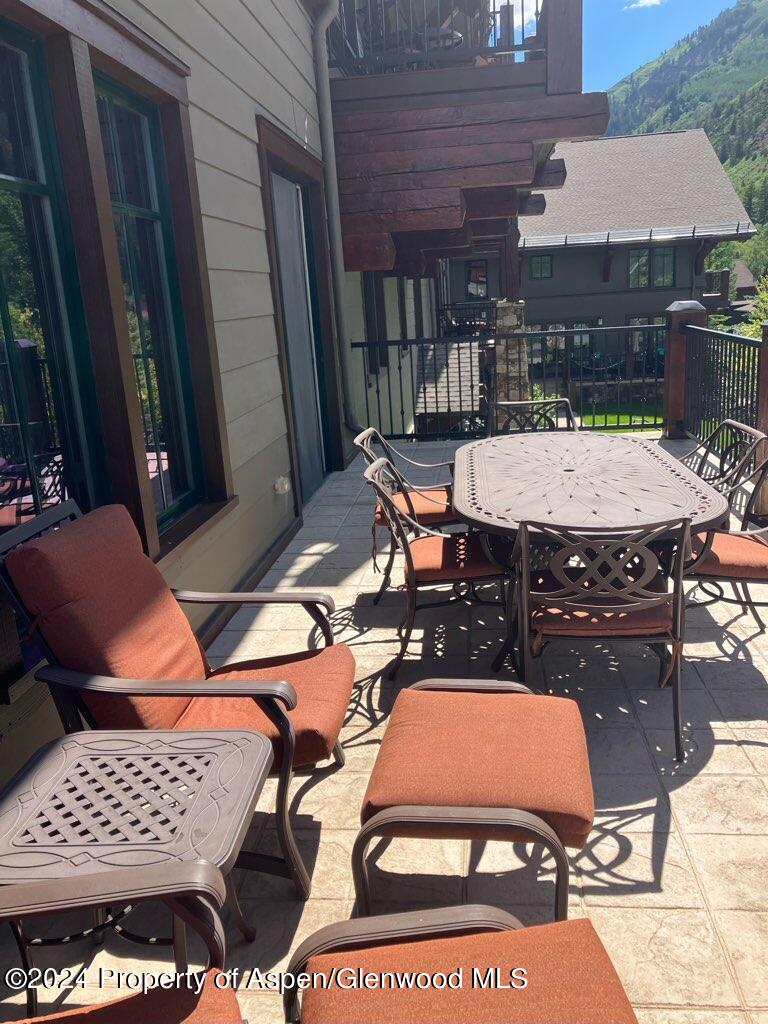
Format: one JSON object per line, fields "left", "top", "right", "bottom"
{"left": 479, "top": 299, "right": 529, "bottom": 433}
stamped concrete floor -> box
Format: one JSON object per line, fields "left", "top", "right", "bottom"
{"left": 2, "top": 439, "right": 768, "bottom": 1023}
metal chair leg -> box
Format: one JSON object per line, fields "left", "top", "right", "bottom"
{"left": 275, "top": 753, "right": 311, "bottom": 901}
{"left": 172, "top": 913, "right": 188, "bottom": 973}
{"left": 673, "top": 652, "right": 684, "bottom": 763}
{"left": 225, "top": 874, "right": 255, "bottom": 942}
{"left": 742, "top": 582, "right": 766, "bottom": 632}
{"left": 332, "top": 740, "right": 346, "bottom": 767}
{"left": 389, "top": 588, "right": 415, "bottom": 679}
{"left": 374, "top": 535, "right": 396, "bottom": 606}
{"left": 10, "top": 920, "right": 36, "bottom": 1018}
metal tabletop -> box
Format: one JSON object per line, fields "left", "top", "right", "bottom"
{"left": 453, "top": 433, "right": 730, "bottom": 535}
{"left": 0, "top": 730, "right": 273, "bottom": 883}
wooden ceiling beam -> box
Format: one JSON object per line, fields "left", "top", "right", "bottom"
{"left": 463, "top": 186, "right": 519, "bottom": 220}
{"left": 338, "top": 158, "right": 536, "bottom": 195}
{"left": 533, "top": 158, "right": 567, "bottom": 190}
{"left": 341, "top": 203, "right": 466, "bottom": 236}
{"left": 342, "top": 232, "right": 396, "bottom": 272}
{"left": 519, "top": 193, "right": 547, "bottom": 216}
{"left": 340, "top": 187, "right": 462, "bottom": 215}
{"left": 337, "top": 142, "right": 533, "bottom": 179}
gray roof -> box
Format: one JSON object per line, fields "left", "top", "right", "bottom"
{"left": 520, "top": 130, "right": 754, "bottom": 249}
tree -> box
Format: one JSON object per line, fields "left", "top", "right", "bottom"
{"left": 736, "top": 274, "right": 768, "bottom": 339}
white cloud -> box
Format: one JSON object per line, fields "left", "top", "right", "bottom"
{"left": 624, "top": 0, "right": 665, "bottom": 9}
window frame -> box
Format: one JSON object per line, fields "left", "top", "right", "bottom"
{"left": 93, "top": 72, "right": 204, "bottom": 531}
{"left": 530, "top": 254, "right": 553, "bottom": 280}
{"left": 465, "top": 258, "right": 489, "bottom": 299}
{"left": 628, "top": 247, "right": 676, "bottom": 290}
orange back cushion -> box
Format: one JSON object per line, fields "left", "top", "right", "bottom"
{"left": 5, "top": 505, "right": 205, "bottom": 729}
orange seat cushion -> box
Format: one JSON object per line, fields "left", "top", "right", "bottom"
{"left": 692, "top": 530, "right": 768, "bottom": 579}
{"left": 531, "top": 601, "right": 673, "bottom": 638}
{"left": 409, "top": 532, "right": 498, "bottom": 583}
{"left": 301, "top": 918, "right": 637, "bottom": 1024}
{"left": 176, "top": 645, "right": 355, "bottom": 767}
{"left": 362, "top": 690, "right": 594, "bottom": 849}
{"left": 20, "top": 969, "right": 241, "bottom": 1023}
{"left": 5, "top": 505, "right": 205, "bottom": 730}
{"left": 375, "top": 486, "right": 454, "bottom": 527}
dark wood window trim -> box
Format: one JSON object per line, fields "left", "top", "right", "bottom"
{"left": 628, "top": 246, "right": 676, "bottom": 291}
{"left": 1, "top": 0, "right": 233, "bottom": 558}
{"left": 256, "top": 115, "right": 345, "bottom": 512}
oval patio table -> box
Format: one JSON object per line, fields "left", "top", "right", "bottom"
{"left": 452, "top": 432, "right": 730, "bottom": 535}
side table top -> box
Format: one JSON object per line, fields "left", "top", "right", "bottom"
{"left": 0, "top": 730, "right": 272, "bottom": 882}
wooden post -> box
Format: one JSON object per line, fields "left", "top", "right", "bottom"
{"left": 544, "top": 0, "right": 583, "bottom": 95}
{"left": 663, "top": 300, "right": 707, "bottom": 440}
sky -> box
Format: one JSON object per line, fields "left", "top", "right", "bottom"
{"left": 583, "top": 0, "right": 739, "bottom": 92}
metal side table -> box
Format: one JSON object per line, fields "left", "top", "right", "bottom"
{"left": 0, "top": 729, "right": 272, "bottom": 1016}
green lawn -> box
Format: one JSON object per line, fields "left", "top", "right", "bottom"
{"left": 577, "top": 400, "right": 663, "bottom": 431}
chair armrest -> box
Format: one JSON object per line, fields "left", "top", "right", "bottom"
{"left": 173, "top": 589, "right": 335, "bottom": 615}
{"left": 285, "top": 904, "right": 521, "bottom": 997}
{"left": 0, "top": 860, "right": 225, "bottom": 924}
{"left": 172, "top": 589, "right": 336, "bottom": 646}
{"left": 409, "top": 678, "right": 537, "bottom": 695}
{"left": 36, "top": 665, "right": 298, "bottom": 710}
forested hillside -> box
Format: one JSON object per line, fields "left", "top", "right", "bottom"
{"left": 608, "top": 0, "right": 768, "bottom": 281}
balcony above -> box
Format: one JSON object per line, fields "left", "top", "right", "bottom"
{"left": 328, "top": 1, "right": 609, "bottom": 273}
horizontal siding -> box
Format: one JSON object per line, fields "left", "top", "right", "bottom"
{"left": 221, "top": 355, "right": 284, "bottom": 423}
{"left": 215, "top": 316, "right": 278, "bottom": 374}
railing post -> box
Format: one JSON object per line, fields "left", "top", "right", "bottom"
{"left": 664, "top": 300, "right": 707, "bottom": 440}
{"left": 754, "top": 323, "right": 768, "bottom": 516}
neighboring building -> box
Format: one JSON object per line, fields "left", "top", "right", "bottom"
{"left": 443, "top": 130, "right": 754, "bottom": 331}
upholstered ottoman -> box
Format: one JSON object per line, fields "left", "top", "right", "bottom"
{"left": 352, "top": 679, "right": 594, "bottom": 920}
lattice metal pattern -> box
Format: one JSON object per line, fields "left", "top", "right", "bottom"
{"left": 18, "top": 754, "right": 212, "bottom": 846}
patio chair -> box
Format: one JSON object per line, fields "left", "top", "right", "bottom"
{"left": 354, "top": 427, "right": 456, "bottom": 605}
{"left": 284, "top": 906, "right": 637, "bottom": 1023}
{"left": 0, "top": 502, "right": 356, "bottom": 902}
{"left": 350, "top": 677, "right": 593, "bottom": 921}
{"left": 687, "top": 441, "right": 768, "bottom": 631}
{"left": 2, "top": 860, "right": 243, "bottom": 1022}
{"left": 364, "top": 458, "right": 504, "bottom": 678}
{"left": 487, "top": 398, "right": 578, "bottom": 436}
{"left": 680, "top": 418, "right": 767, "bottom": 493}
{"left": 514, "top": 518, "right": 690, "bottom": 761}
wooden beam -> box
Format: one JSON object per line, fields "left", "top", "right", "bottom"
{"left": 336, "top": 119, "right": 558, "bottom": 158}
{"left": 464, "top": 186, "right": 519, "bottom": 220}
{"left": 333, "top": 91, "right": 609, "bottom": 137}
{"left": 533, "top": 158, "right": 567, "bottom": 189}
{"left": 338, "top": 158, "right": 536, "bottom": 195}
{"left": 471, "top": 217, "right": 513, "bottom": 239}
{"left": 393, "top": 226, "right": 471, "bottom": 252}
{"left": 519, "top": 193, "right": 546, "bottom": 216}
{"left": 342, "top": 204, "right": 466, "bottom": 235}
{"left": 343, "top": 233, "right": 396, "bottom": 272}
{"left": 544, "top": 0, "right": 583, "bottom": 95}
{"left": 384, "top": 252, "right": 427, "bottom": 279}
{"left": 337, "top": 142, "right": 533, "bottom": 179}
{"left": 602, "top": 247, "right": 614, "bottom": 284}
{"left": 340, "top": 187, "right": 462, "bottom": 215}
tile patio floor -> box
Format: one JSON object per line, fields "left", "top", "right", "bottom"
{"left": 3, "top": 438, "right": 768, "bottom": 1023}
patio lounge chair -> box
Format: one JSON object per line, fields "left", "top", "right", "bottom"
{"left": 514, "top": 518, "right": 690, "bottom": 761}
{"left": 351, "top": 678, "right": 594, "bottom": 921}
{"left": 364, "top": 458, "right": 504, "bottom": 677}
{"left": 2, "top": 860, "right": 243, "bottom": 1023}
{"left": 0, "top": 502, "right": 356, "bottom": 901}
{"left": 354, "top": 427, "right": 456, "bottom": 605}
{"left": 284, "top": 905, "right": 637, "bottom": 1023}
{"left": 487, "top": 398, "right": 578, "bottom": 436}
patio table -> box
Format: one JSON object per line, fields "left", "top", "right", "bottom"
{"left": 452, "top": 432, "right": 730, "bottom": 535}
{"left": 0, "top": 728, "right": 272, "bottom": 1013}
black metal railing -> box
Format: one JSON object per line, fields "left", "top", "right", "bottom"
{"left": 683, "top": 325, "right": 762, "bottom": 440}
{"left": 438, "top": 301, "right": 497, "bottom": 336}
{"left": 352, "top": 322, "right": 668, "bottom": 440}
{"left": 329, "top": 0, "right": 545, "bottom": 75}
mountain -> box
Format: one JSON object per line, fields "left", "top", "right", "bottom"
{"left": 608, "top": 0, "right": 768, "bottom": 279}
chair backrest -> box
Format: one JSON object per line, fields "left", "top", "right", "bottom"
{"left": 518, "top": 518, "right": 690, "bottom": 639}
{"left": 0, "top": 502, "right": 206, "bottom": 732}
{"left": 489, "top": 398, "right": 578, "bottom": 436}
{"left": 353, "top": 427, "right": 411, "bottom": 491}
{"left": 363, "top": 458, "right": 430, "bottom": 583}
{"left": 684, "top": 419, "right": 767, "bottom": 496}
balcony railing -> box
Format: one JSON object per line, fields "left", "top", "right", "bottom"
{"left": 683, "top": 325, "right": 762, "bottom": 440}
{"left": 352, "top": 322, "right": 667, "bottom": 439}
{"left": 329, "top": 0, "right": 545, "bottom": 74}
{"left": 438, "top": 301, "right": 498, "bottom": 336}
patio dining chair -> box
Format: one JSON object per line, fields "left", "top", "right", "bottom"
{"left": 0, "top": 502, "right": 356, "bottom": 903}
{"left": 354, "top": 427, "right": 456, "bottom": 605}
{"left": 2, "top": 861, "right": 244, "bottom": 1023}
{"left": 514, "top": 518, "right": 690, "bottom": 761}
{"left": 680, "top": 418, "right": 767, "bottom": 493}
{"left": 364, "top": 458, "right": 504, "bottom": 677}
{"left": 284, "top": 906, "right": 638, "bottom": 1023}
{"left": 487, "top": 397, "right": 578, "bottom": 436}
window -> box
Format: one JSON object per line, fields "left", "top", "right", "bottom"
{"left": 466, "top": 259, "right": 488, "bottom": 299}
{"left": 95, "top": 78, "right": 201, "bottom": 527}
{"left": 530, "top": 254, "right": 552, "bottom": 280}
{"left": 0, "top": 25, "right": 96, "bottom": 531}
{"left": 629, "top": 247, "right": 675, "bottom": 289}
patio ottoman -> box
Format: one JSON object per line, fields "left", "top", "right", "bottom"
{"left": 352, "top": 679, "right": 594, "bottom": 920}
